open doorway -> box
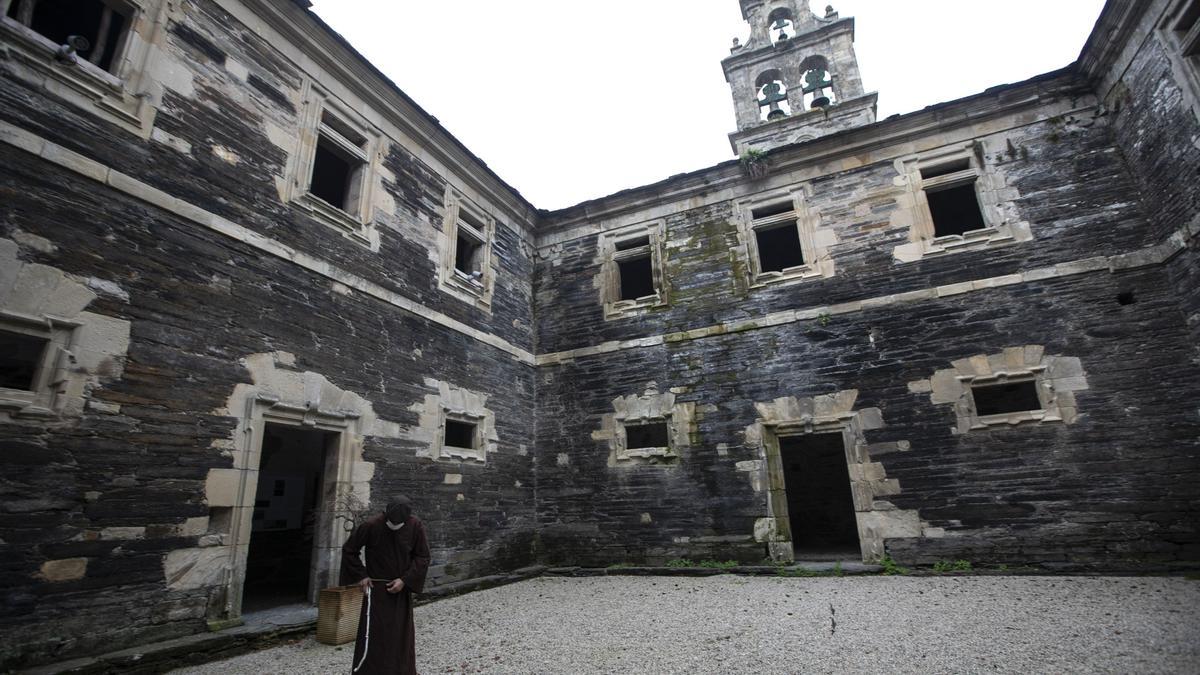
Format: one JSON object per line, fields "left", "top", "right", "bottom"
{"left": 779, "top": 433, "right": 861, "bottom": 560}
{"left": 242, "top": 424, "right": 337, "bottom": 613}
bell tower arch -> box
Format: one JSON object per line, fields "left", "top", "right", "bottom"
{"left": 723, "top": 1, "right": 878, "bottom": 155}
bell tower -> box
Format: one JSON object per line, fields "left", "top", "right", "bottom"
{"left": 722, "top": 1, "right": 877, "bottom": 156}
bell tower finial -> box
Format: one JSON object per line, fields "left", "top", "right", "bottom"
{"left": 723, "top": 0, "right": 878, "bottom": 156}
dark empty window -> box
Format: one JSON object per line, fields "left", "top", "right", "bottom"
{"left": 755, "top": 223, "right": 805, "bottom": 273}
{"left": 309, "top": 138, "right": 353, "bottom": 210}
{"left": 612, "top": 235, "right": 657, "bottom": 302}
{"left": 455, "top": 233, "right": 482, "bottom": 276}
{"left": 926, "top": 182, "right": 986, "bottom": 237}
{"left": 972, "top": 380, "right": 1042, "bottom": 416}
{"left": 0, "top": 330, "right": 48, "bottom": 391}
{"left": 6, "top": 0, "right": 129, "bottom": 72}
{"left": 625, "top": 422, "right": 669, "bottom": 449}
{"left": 444, "top": 419, "right": 476, "bottom": 449}
{"left": 308, "top": 114, "right": 367, "bottom": 214}
{"left": 618, "top": 256, "right": 655, "bottom": 300}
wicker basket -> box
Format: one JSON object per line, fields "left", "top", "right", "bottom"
{"left": 316, "top": 585, "right": 362, "bottom": 646}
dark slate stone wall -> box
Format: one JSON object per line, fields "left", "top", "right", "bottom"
{"left": 0, "top": 1, "right": 538, "bottom": 668}
{"left": 536, "top": 93, "right": 1147, "bottom": 355}
{"left": 536, "top": 267, "right": 1200, "bottom": 568}
{"left": 533, "top": 91, "right": 1200, "bottom": 568}
{"left": 1105, "top": 36, "right": 1200, "bottom": 242}
{"left": 0, "top": 147, "right": 538, "bottom": 669}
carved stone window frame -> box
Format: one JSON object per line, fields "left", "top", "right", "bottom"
{"left": 891, "top": 143, "right": 1033, "bottom": 263}
{"left": 288, "top": 81, "right": 382, "bottom": 248}
{"left": 438, "top": 188, "right": 496, "bottom": 311}
{"left": 734, "top": 186, "right": 836, "bottom": 289}
{"left": 915, "top": 347, "right": 1090, "bottom": 435}
{"left": 1160, "top": 0, "right": 1200, "bottom": 120}
{"left": 594, "top": 383, "right": 695, "bottom": 467}
{"left": 0, "top": 309, "right": 78, "bottom": 420}
{"left": 0, "top": 0, "right": 166, "bottom": 136}
{"left": 437, "top": 409, "right": 487, "bottom": 463}
{"left": 597, "top": 220, "right": 668, "bottom": 320}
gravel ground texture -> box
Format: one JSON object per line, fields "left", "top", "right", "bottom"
{"left": 171, "top": 575, "right": 1200, "bottom": 674}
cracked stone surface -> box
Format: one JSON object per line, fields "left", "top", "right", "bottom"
{"left": 170, "top": 576, "right": 1200, "bottom": 674}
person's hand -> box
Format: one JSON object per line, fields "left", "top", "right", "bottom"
{"left": 386, "top": 578, "right": 405, "bottom": 594}
{"left": 359, "top": 577, "right": 371, "bottom": 596}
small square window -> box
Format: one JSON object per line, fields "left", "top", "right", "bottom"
{"left": 0, "top": 330, "right": 48, "bottom": 391}
{"left": 926, "top": 181, "right": 987, "bottom": 238}
{"left": 444, "top": 419, "right": 477, "bottom": 450}
{"left": 309, "top": 114, "right": 368, "bottom": 214}
{"left": 625, "top": 421, "right": 669, "bottom": 449}
{"left": 754, "top": 223, "right": 805, "bottom": 273}
{"left": 971, "top": 380, "right": 1042, "bottom": 416}
{"left": 6, "top": 0, "right": 131, "bottom": 73}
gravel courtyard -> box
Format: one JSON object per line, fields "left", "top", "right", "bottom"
{"left": 172, "top": 575, "right": 1200, "bottom": 674}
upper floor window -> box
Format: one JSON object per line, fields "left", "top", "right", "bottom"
{"left": 0, "top": 0, "right": 161, "bottom": 132}
{"left": 735, "top": 188, "right": 837, "bottom": 288}
{"left": 289, "top": 88, "right": 381, "bottom": 248}
{"left": 310, "top": 113, "right": 369, "bottom": 215}
{"left": 4, "top": 0, "right": 130, "bottom": 72}
{"left": 438, "top": 189, "right": 496, "bottom": 310}
{"left": 919, "top": 158, "right": 986, "bottom": 238}
{"left": 890, "top": 144, "right": 1033, "bottom": 263}
{"left": 598, "top": 221, "right": 668, "bottom": 320}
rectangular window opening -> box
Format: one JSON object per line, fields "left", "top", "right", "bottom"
{"left": 444, "top": 419, "right": 477, "bottom": 450}
{"left": 625, "top": 421, "right": 669, "bottom": 449}
{"left": 310, "top": 136, "right": 358, "bottom": 211}
{"left": 972, "top": 380, "right": 1042, "bottom": 417}
{"left": 455, "top": 233, "right": 483, "bottom": 276}
{"left": 7, "top": 0, "right": 130, "bottom": 72}
{"left": 926, "top": 181, "right": 986, "bottom": 237}
{"left": 617, "top": 255, "right": 656, "bottom": 301}
{"left": 0, "top": 330, "right": 48, "bottom": 391}
{"left": 755, "top": 222, "right": 805, "bottom": 273}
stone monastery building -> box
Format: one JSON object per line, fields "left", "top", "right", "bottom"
{"left": 1, "top": 0, "right": 1198, "bottom": 668}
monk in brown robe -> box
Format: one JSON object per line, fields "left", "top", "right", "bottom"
{"left": 341, "top": 495, "right": 431, "bottom": 675}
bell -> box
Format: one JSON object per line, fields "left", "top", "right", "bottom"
{"left": 767, "top": 108, "right": 787, "bottom": 120}
{"left": 772, "top": 18, "right": 790, "bottom": 41}
{"left": 809, "top": 89, "right": 831, "bottom": 109}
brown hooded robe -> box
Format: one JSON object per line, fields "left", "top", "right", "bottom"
{"left": 341, "top": 514, "right": 431, "bottom": 675}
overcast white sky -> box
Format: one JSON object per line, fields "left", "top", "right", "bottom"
{"left": 311, "top": 1, "right": 1107, "bottom": 209}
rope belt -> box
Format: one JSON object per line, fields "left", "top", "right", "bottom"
{"left": 352, "top": 579, "right": 396, "bottom": 674}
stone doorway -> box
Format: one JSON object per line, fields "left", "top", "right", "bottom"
{"left": 242, "top": 424, "right": 339, "bottom": 612}
{"left": 779, "top": 433, "right": 861, "bottom": 560}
